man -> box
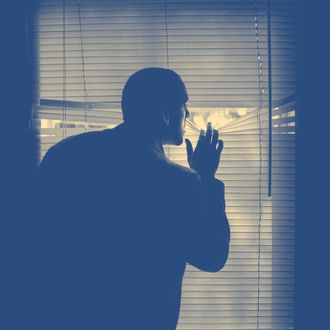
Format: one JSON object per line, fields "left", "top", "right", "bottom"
{"left": 33, "top": 68, "right": 230, "bottom": 329}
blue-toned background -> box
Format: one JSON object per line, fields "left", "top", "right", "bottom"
{"left": 0, "top": 0, "right": 329, "bottom": 329}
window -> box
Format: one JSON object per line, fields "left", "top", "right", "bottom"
{"left": 33, "top": 0, "right": 295, "bottom": 328}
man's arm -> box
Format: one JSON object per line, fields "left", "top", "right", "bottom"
{"left": 184, "top": 173, "right": 230, "bottom": 272}
{"left": 184, "top": 122, "right": 230, "bottom": 272}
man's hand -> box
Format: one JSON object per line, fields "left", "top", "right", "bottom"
{"left": 185, "top": 122, "right": 223, "bottom": 180}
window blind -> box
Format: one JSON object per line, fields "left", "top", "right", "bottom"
{"left": 33, "top": 0, "right": 295, "bottom": 329}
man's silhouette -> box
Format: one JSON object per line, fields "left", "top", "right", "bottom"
{"left": 32, "top": 68, "right": 230, "bottom": 329}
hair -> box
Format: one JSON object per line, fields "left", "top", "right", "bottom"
{"left": 121, "top": 67, "right": 187, "bottom": 124}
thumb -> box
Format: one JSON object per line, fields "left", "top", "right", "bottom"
{"left": 185, "top": 138, "right": 194, "bottom": 162}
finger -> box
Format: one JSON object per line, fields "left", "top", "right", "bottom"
{"left": 205, "top": 122, "right": 212, "bottom": 143}
{"left": 216, "top": 139, "right": 224, "bottom": 155}
{"left": 197, "top": 129, "right": 206, "bottom": 144}
{"left": 195, "top": 129, "right": 205, "bottom": 151}
{"left": 185, "top": 138, "right": 194, "bottom": 161}
{"left": 211, "top": 129, "right": 219, "bottom": 148}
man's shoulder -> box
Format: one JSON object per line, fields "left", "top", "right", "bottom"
{"left": 163, "top": 159, "right": 201, "bottom": 187}
{"left": 46, "top": 129, "right": 112, "bottom": 157}
{"left": 39, "top": 129, "right": 114, "bottom": 173}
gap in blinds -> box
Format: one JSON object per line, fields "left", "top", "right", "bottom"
{"left": 33, "top": 0, "right": 295, "bottom": 329}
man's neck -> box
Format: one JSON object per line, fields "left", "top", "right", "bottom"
{"left": 118, "top": 122, "right": 165, "bottom": 156}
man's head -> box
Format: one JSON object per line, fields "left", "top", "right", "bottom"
{"left": 121, "top": 67, "right": 190, "bottom": 145}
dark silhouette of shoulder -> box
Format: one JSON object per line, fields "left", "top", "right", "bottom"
{"left": 39, "top": 125, "right": 203, "bottom": 196}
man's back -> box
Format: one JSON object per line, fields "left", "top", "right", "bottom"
{"left": 33, "top": 124, "right": 206, "bottom": 329}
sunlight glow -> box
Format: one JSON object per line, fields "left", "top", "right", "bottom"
{"left": 187, "top": 107, "right": 252, "bottom": 131}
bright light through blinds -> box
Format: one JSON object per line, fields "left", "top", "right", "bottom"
{"left": 33, "top": 0, "right": 295, "bottom": 329}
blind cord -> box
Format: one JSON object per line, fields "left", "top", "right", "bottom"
{"left": 267, "top": 0, "right": 273, "bottom": 197}
{"left": 78, "top": 0, "right": 89, "bottom": 132}
{"left": 62, "top": 0, "right": 67, "bottom": 138}
{"left": 254, "top": 1, "right": 266, "bottom": 329}
{"left": 164, "top": 0, "right": 171, "bottom": 158}
{"left": 164, "top": 0, "right": 170, "bottom": 69}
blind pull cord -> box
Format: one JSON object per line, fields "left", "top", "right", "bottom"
{"left": 78, "top": 0, "right": 89, "bottom": 132}
{"left": 267, "top": 0, "right": 273, "bottom": 197}
{"left": 254, "top": 1, "right": 266, "bottom": 328}
{"left": 62, "top": 0, "right": 67, "bottom": 138}
{"left": 164, "top": 0, "right": 171, "bottom": 158}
